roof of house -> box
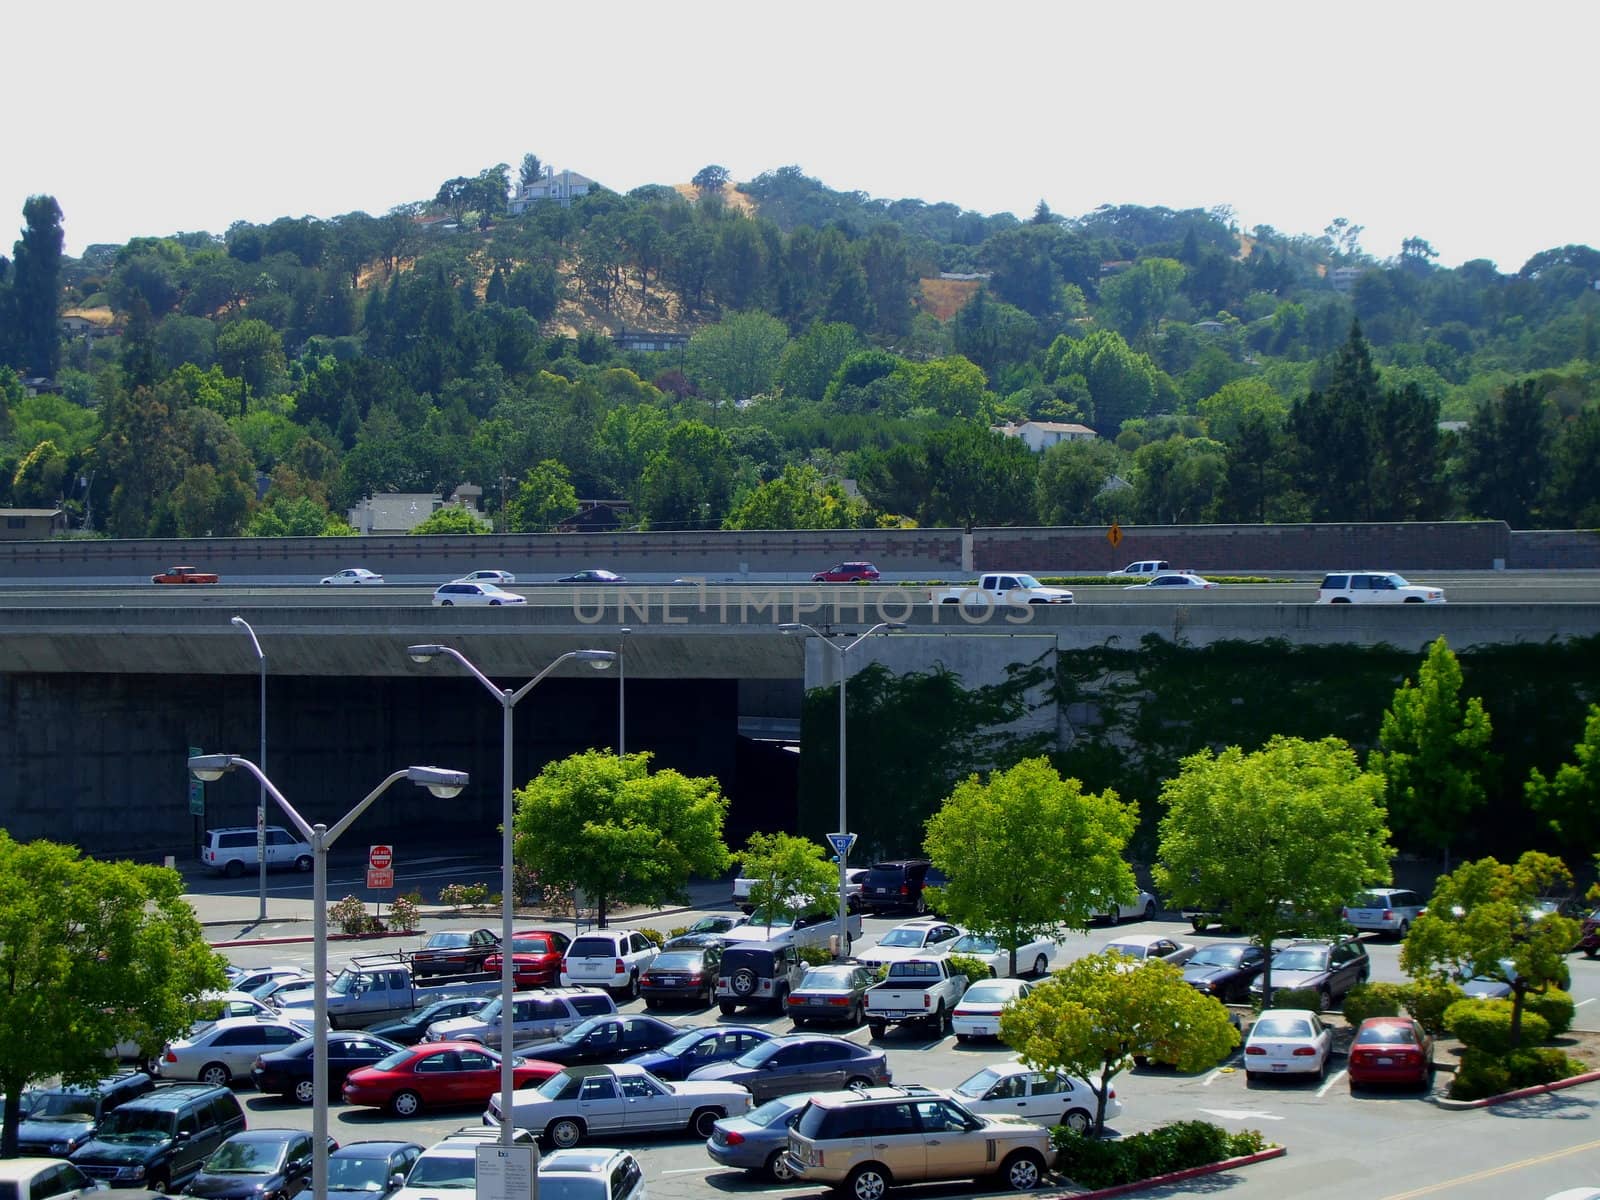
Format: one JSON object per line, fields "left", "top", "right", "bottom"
{"left": 1023, "top": 421, "right": 1096, "bottom": 435}
{"left": 0, "top": 508, "right": 65, "bottom": 518}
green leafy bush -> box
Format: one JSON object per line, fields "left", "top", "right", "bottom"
{"left": 1052, "top": 1122, "right": 1273, "bottom": 1189}
{"left": 1265, "top": 987, "right": 1323, "bottom": 1012}
{"left": 636, "top": 928, "right": 666, "bottom": 948}
{"left": 1445, "top": 999, "right": 1550, "bottom": 1053}
{"left": 1450, "top": 1045, "right": 1584, "bottom": 1100}
{"left": 945, "top": 953, "right": 995, "bottom": 984}
{"left": 668, "top": 925, "right": 691, "bottom": 939}
{"left": 797, "top": 944, "right": 834, "bottom": 967}
{"left": 1342, "top": 982, "right": 1405, "bottom": 1026}
{"left": 1524, "top": 988, "right": 1576, "bottom": 1036}
{"left": 1403, "top": 978, "right": 1465, "bottom": 1036}
{"left": 387, "top": 895, "right": 420, "bottom": 932}
{"left": 329, "top": 894, "right": 375, "bottom": 935}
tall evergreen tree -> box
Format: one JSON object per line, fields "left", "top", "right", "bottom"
{"left": 1458, "top": 379, "right": 1551, "bottom": 525}
{"left": 1287, "top": 321, "right": 1380, "bottom": 520}
{"left": 9, "top": 195, "right": 64, "bottom": 377}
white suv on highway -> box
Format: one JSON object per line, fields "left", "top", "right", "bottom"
{"left": 1317, "top": 571, "right": 1445, "bottom": 603}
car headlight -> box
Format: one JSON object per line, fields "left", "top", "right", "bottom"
{"left": 114, "top": 1166, "right": 147, "bottom": 1180}
{"left": 50, "top": 1142, "right": 69, "bottom": 1155}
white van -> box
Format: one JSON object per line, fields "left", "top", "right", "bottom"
{"left": 200, "top": 826, "right": 313, "bottom": 876}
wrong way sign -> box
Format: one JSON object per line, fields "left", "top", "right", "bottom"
{"left": 369, "top": 844, "right": 393, "bottom": 871}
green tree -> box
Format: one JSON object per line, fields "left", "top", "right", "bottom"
{"left": 1153, "top": 736, "right": 1392, "bottom": 1002}
{"left": 999, "top": 952, "right": 1239, "bottom": 1135}
{"left": 1286, "top": 322, "right": 1381, "bottom": 521}
{"left": 723, "top": 464, "right": 870, "bottom": 530}
{"left": 1400, "top": 852, "right": 1578, "bottom": 1048}
{"left": 409, "top": 506, "right": 488, "bottom": 534}
{"left": 7, "top": 195, "right": 65, "bottom": 378}
{"left": 1458, "top": 379, "right": 1552, "bottom": 525}
{"left": 1097, "top": 257, "right": 1185, "bottom": 340}
{"left": 11, "top": 438, "right": 68, "bottom": 506}
{"left": 692, "top": 164, "right": 730, "bottom": 193}
{"left": 1526, "top": 704, "right": 1600, "bottom": 854}
{"left": 243, "top": 496, "right": 354, "bottom": 537}
{"left": 921, "top": 424, "right": 1038, "bottom": 529}
{"left": 518, "top": 153, "right": 544, "bottom": 189}
{"left": 215, "top": 318, "right": 287, "bottom": 415}
{"left": 0, "top": 835, "right": 227, "bottom": 1156}
{"left": 774, "top": 321, "right": 862, "bottom": 402}
{"left": 1034, "top": 438, "right": 1120, "bottom": 526}
{"left": 909, "top": 356, "right": 988, "bottom": 419}
{"left": 513, "top": 750, "right": 731, "bottom": 928}
{"left": 639, "top": 421, "right": 736, "bottom": 530}
{"left": 507, "top": 459, "right": 578, "bottom": 532}
{"left": 1128, "top": 435, "right": 1227, "bottom": 524}
{"left": 685, "top": 311, "right": 789, "bottom": 411}
{"left": 1197, "top": 378, "right": 1288, "bottom": 444}
{"left": 733, "top": 832, "right": 838, "bottom": 934}
{"left": 1044, "top": 330, "right": 1164, "bottom": 432}
{"left": 924, "top": 758, "right": 1138, "bottom": 976}
{"left": 1370, "top": 637, "right": 1495, "bottom": 867}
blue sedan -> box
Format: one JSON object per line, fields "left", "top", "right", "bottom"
{"left": 623, "top": 1025, "right": 771, "bottom": 1081}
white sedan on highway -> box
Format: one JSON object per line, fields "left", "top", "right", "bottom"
{"left": 455, "top": 569, "right": 516, "bottom": 585}
{"left": 321, "top": 567, "right": 384, "bottom": 585}
{"left": 947, "top": 932, "right": 1057, "bottom": 979}
{"left": 433, "top": 582, "right": 527, "bottom": 606}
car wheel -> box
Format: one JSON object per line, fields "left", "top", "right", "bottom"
{"left": 1395, "top": 920, "right": 1410, "bottom": 938}
{"left": 146, "top": 1173, "right": 170, "bottom": 1194}
{"left": 913, "top": 895, "right": 927, "bottom": 916}
{"left": 846, "top": 1075, "right": 874, "bottom": 1090}
{"left": 295, "top": 855, "right": 313, "bottom": 873}
{"left": 1032, "top": 954, "right": 1048, "bottom": 977}
{"left": 867, "top": 1022, "right": 886, "bottom": 1039}
{"left": 1001, "top": 1149, "right": 1046, "bottom": 1191}
{"left": 198, "top": 1062, "right": 231, "bottom": 1087}
{"left": 846, "top": 1164, "right": 891, "bottom": 1200}
{"left": 1245, "top": 1071, "right": 1259, "bottom": 1085}
{"left": 1587, "top": 946, "right": 1599, "bottom": 960}
{"left": 1190, "top": 915, "right": 1210, "bottom": 933}
{"left": 730, "top": 968, "right": 758, "bottom": 997}
{"left": 1317, "top": 1055, "right": 1328, "bottom": 1082}
{"left": 644, "top": 997, "right": 658, "bottom": 1010}
{"left": 293, "top": 1078, "right": 316, "bottom": 1105}
{"left": 718, "top": 1001, "right": 737, "bottom": 1017}
{"left": 1062, "top": 1107, "right": 1092, "bottom": 1134}
{"left": 1144, "top": 900, "right": 1158, "bottom": 920}
{"left": 547, "top": 1118, "right": 583, "bottom": 1149}
{"left": 389, "top": 1089, "right": 422, "bottom": 1117}
{"left": 791, "top": 1016, "right": 807, "bottom": 1030}
{"left": 955, "top": 1033, "right": 969, "bottom": 1043}
{"left": 1331, "top": 597, "right": 1351, "bottom": 603}
{"left": 440, "top": 599, "right": 453, "bottom": 606}
{"left": 689, "top": 1107, "right": 721, "bottom": 1139}
{"left": 224, "top": 860, "right": 245, "bottom": 879}
{"left": 1318, "top": 988, "right": 1333, "bottom": 1012}
{"left": 767, "top": 1148, "right": 797, "bottom": 1183}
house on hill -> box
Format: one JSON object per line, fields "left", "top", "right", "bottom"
{"left": 509, "top": 167, "right": 594, "bottom": 213}
{"left": 992, "top": 420, "right": 1098, "bottom": 452}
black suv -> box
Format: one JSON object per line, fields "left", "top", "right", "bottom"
{"left": 17, "top": 1071, "right": 154, "bottom": 1158}
{"left": 715, "top": 944, "right": 807, "bottom": 1015}
{"left": 859, "top": 860, "right": 944, "bottom": 915}
{"left": 70, "top": 1083, "right": 246, "bottom": 1191}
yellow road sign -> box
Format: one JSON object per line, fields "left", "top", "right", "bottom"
{"left": 1108, "top": 521, "right": 1123, "bottom": 548}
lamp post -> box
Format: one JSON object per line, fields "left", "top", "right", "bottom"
{"left": 185, "top": 755, "right": 468, "bottom": 1200}
{"left": 618, "top": 627, "right": 631, "bottom": 756}
{"left": 778, "top": 621, "right": 905, "bottom": 954}
{"left": 229, "top": 616, "right": 268, "bottom": 923}
{"left": 404, "top": 644, "right": 615, "bottom": 1146}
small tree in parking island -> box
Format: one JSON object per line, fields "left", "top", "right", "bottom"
{"left": 1154, "top": 736, "right": 1392, "bottom": 1001}
{"left": 0, "top": 835, "right": 228, "bottom": 1157}
{"left": 924, "top": 757, "right": 1138, "bottom": 977}
{"left": 512, "top": 750, "right": 731, "bottom": 928}
{"left": 734, "top": 832, "right": 838, "bottom": 935}
{"left": 1000, "top": 952, "right": 1239, "bottom": 1135}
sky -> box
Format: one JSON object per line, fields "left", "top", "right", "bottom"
{"left": 4, "top": 1, "right": 1594, "bottom": 272}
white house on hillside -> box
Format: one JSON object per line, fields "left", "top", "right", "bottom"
{"left": 508, "top": 167, "right": 594, "bottom": 213}
{"left": 992, "top": 420, "right": 1098, "bottom": 452}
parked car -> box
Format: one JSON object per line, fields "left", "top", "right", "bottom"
{"left": 411, "top": 929, "right": 499, "bottom": 978}
{"left": 1317, "top": 571, "right": 1445, "bottom": 604}
{"left": 201, "top": 828, "right": 313, "bottom": 878}
{"left": 716, "top": 943, "right": 807, "bottom": 1016}
{"left": 368, "top": 997, "right": 491, "bottom": 1047}
{"left": 489, "top": 1062, "right": 752, "bottom": 1148}
{"left": 732, "top": 907, "right": 861, "bottom": 953}
{"left": 686, "top": 1034, "right": 890, "bottom": 1104}
{"left": 190, "top": 992, "right": 279, "bottom": 1030}
{"left": 856, "top": 919, "right": 965, "bottom": 970}
{"left": 157, "top": 1015, "right": 311, "bottom": 1086}
{"left": 1090, "top": 889, "right": 1159, "bottom": 925}
{"left": 250, "top": 1032, "right": 403, "bottom": 1104}
{"left": 514, "top": 1014, "right": 681, "bottom": 1067}
{"left": 230, "top": 967, "right": 313, "bottom": 997}
{"left": 951, "top": 1060, "right": 1121, "bottom": 1134}
{"left": 639, "top": 947, "right": 722, "bottom": 1008}
{"left": 183, "top": 1128, "right": 324, "bottom": 1200}
{"left": 811, "top": 562, "right": 880, "bottom": 583}
{"left": 320, "top": 568, "right": 384, "bottom": 585}
{"left": 453, "top": 569, "right": 515, "bottom": 586}
{"left": 786, "top": 1084, "right": 1052, "bottom": 1197}
{"left": 1348, "top": 1016, "right": 1435, "bottom": 1091}
{"left": 0, "top": 1159, "right": 104, "bottom": 1200}
{"left": 14, "top": 1071, "right": 153, "bottom": 1158}
{"left": 1579, "top": 909, "right": 1600, "bottom": 958}
{"left": 340, "top": 1043, "right": 561, "bottom": 1117}
{"left": 951, "top": 978, "right": 1032, "bottom": 1042}
{"left": 385, "top": 1135, "right": 537, "bottom": 1200}
{"left": 482, "top": 930, "right": 572, "bottom": 989}
{"left": 1248, "top": 938, "right": 1370, "bottom": 1010}
{"left": 325, "top": 1141, "right": 423, "bottom": 1200}
{"left": 705, "top": 1091, "right": 813, "bottom": 1182}
{"left": 69, "top": 1083, "right": 246, "bottom": 1192}
{"left": 537, "top": 1148, "right": 646, "bottom": 1200}
{"left": 1181, "top": 942, "right": 1267, "bottom": 1003}
{"left": 560, "top": 931, "right": 658, "bottom": 1000}
{"left": 857, "top": 860, "right": 944, "bottom": 915}
{"left": 785, "top": 963, "right": 877, "bottom": 1028}
{"left": 556, "top": 570, "right": 625, "bottom": 585}
{"left": 664, "top": 916, "right": 746, "bottom": 949}
{"left": 1342, "top": 888, "right": 1428, "bottom": 937}
{"left": 1124, "top": 573, "right": 1217, "bottom": 590}
{"left": 625, "top": 1025, "right": 771, "bottom": 1082}
{"left": 1243, "top": 1009, "right": 1334, "bottom": 1083}
{"left": 946, "top": 932, "right": 1055, "bottom": 979}
{"left": 432, "top": 582, "right": 525, "bottom": 606}
{"left": 1103, "top": 934, "right": 1196, "bottom": 969}
{"left": 425, "top": 988, "right": 616, "bottom": 1046}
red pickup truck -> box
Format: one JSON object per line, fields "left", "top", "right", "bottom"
{"left": 151, "top": 565, "right": 219, "bottom": 584}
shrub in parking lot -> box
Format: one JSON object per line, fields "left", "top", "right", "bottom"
{"left": 1523, "top": 987, "right": 1576, "bottom": 1035}
{"left": 330, "top": 894, "right": 378, "bottom": 934}
{"left": 797, "top": 945, "right": 834, "bottom": 967}
{"left": 1452, "top": 1045, "right": 1584, "bottom": 1100}
{"left": 945, "top": 953, "right": 995, "bottom": 983}
{"left": 1402, "top": 977, "right": 1464, "bottom": 1036}
{"left": 1051, "top": 1122, "right": 1271, "bottom": 1188}
{"left": 387, "top": 895, "right": 420, "bottom": 932}
{"left": 1264, "top": 987, "right": 1323, "bottom": 1013}
{"left": 437, "top": 883, "right": 470, "bottom": 911}
{"left": 667, "top": 925, "right": 691, "bottom": 939}
{"left": 1445, "top": 999, "right": 1549, "bottom": 1053}
{"left": 636, "top": 928, "right": 665, "bottom": 947}
{"left": 1342, "top": 982, "right": 1405, "bottom": 1025}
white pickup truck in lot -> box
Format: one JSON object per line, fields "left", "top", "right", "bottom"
{"left": 864, "top": 958, "right": 969, "bottom": 1037}
{"left": 930, "top": 572, "right": 1073, "bottom": 606}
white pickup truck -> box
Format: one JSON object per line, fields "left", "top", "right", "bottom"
{"left": 931, "top": 573, "right": 1073, "bottom": 606}
{"left": 864, "top": 958, "right": 969, "bottom": 1037}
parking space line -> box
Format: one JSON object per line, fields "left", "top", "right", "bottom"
{"left": 1578, "top": 997, "right": 1595, "bottom": 1007}
{"left": 1317, "top": 1067, "right": 1347, "bottom": 1098}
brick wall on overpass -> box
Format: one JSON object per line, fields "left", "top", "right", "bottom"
{"left": 1508, "top": 529, "right": 1600, "bottom": 569}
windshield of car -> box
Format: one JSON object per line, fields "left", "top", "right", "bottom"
{"left": 658, "top": 1030, "right": 712, "bottom": 1056}
{"left": 404, "top": 1154, "right": 475, "bottom": 1189}
{"left": 686, "top": 917, "right": 735, "bottom": 934}
{"left": 743, "top": 910, "right": 796, "bottom": 930}
{"left": 1188, "top": 946, "right": 1246, "bottom": 968}
{"left": 950, "top": 934, "right": 997, "bottom": 954}
{"left": 1271, "top": 947, "right": 1330, "bottom": 971}
{"left": 650, "top": 952, "right": 703, "bottom": 971}
{"left": 877, "top": 929, "right": 928, "bottom": 948}
{"left": 508, "top": 937, "right": 550, "bottom": 954}
{"left": 204, "top": 1139, "right": 287, "bottom": 1174}
{"left": 541, "top": 1182, "right": 614, "bottom": 1200}
{"left": 558, "top": 1018, "right": 609, "bottom": 1045}
{"left": 799, "top": 966, "right": 857, "bottom": 988}
{"left": 1014, "top": 575, "right": 1043, "bottom": 588}
{"left": 371, "top": 1048, "right": 413, "bottom": 1071}
{"left": 427, "top": 934, "right": 470, "bottom": 950}
{"left": 743, "top": 1096, "right": 806, "bottom": 1129}
{"left": 326, "top": 1156, "right": 393, "bottom": 1191}
{"left": 960, "top": 981, "right": 1019, "bottom": 1005}
{"left": 733, "top": 1040, "right": 785, "bottom": 1068}
{"left": 1252, "top": 1017, "right": 1314, "bottom": 1038}
{"left": 1355, "top": 1023, "right": 1418, "bottom": 1045}
{"left": 953, "top": 1068, "right": 1001, "bottom": 1098}
{"left": 96, "top": 1108, "right": 175, "bottom": 1139}
{"left": 476, "top": 999, "right": 502, "bottom": 1022}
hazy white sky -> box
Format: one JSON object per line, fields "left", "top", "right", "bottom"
{"left": 5, "top": 1, "right": 1593, "bottom": 271}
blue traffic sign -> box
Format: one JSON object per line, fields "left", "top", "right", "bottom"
{"left": 827, "top": 832, "right": 857, "bottom": 859}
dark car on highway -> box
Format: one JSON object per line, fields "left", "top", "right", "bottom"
{"left": 556, "top": 570, "right": 626, "bottom": 584}
{"left": 368, "top": 996, "right": 491, "bottom": 1047}
{"left": 1181, "top": 942, "right": 1267, "bottom": 1003}
{"left": 410, "top": 929, "right": 498, "bottom": 978}
{"left": 515, "top": 1015, "right": 681, "bottom": 1068}
{"left": 686, "top": 1034, "right": 890, "bottom": 1104}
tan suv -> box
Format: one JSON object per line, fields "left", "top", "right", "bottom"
{"left": 786, "top": 1084, "right": 1051, "bottom": 1198}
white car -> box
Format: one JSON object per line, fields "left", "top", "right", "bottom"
{"left": 951, "top": 1060, "right": 1122, "bottom": 1134}
{"left": 947, "top": 932, "right": 1056, "bottom": 979}
{"left": 0, "top": 1158, "right": 105, "bottom": 1200}
{"left": 488, "top": 1062, "right": 752, "bottom": 1147}
{"left": 951, "top": 977, "right": 1033, "bottom": 1041}
{"left": 538, "top": 1149, "right": 645, "bottom": 1200}
{"left": 1123, "top": 573, "right": 1216, "bottom": 590}
{"left": 1243, "top": 1008, "right": 1333, "bottom": 1081}
{"left": 156, "top": 1014, "right": 311, "bottom": 1086}
{"left": 857, "top": 919, "right": 965, "bottom": 970}
{"left": 560, "top": 931, "right": 659, "bottom": 999}
{"left": 727, "top": 909, "right": 862, "bottom": 953}
{"left": 320, "top": 567, "right": 385, "bottom": 585}
{"left": 454, "top": 569, "right": 516, "bottom": 585}
{"left": 432, "top": 581, "right": 526, "bottom": 606}
{"left": 230, "top": 965, "right": 316, "bottom": 996}
{"left": 1317, "top": 571, "right": 1445, "bottom": 603}
{"left": 1103, "top": 934, "right": 1195, "bottom": 970}
{"left": 1091, "top": 889, "right": 1159, "bottom": 925}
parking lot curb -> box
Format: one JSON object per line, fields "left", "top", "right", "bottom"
{"left": 1045, "top": 1145, "right": 1286, "bottom": 1198}
{"left": 1433, "top": 1067, "right": 1600, "bottom": 1110}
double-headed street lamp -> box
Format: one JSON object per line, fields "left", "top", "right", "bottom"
{"left": 186, "top": 755, "right": 468, "bottom": 1200}
{"left": 404, "top": 644, "right": 616, "bottom": 1147}
{"left": 778, "top": 621, "right": 905, "bottom": 954}
{"left": 229, "top": 617, "right": 268, "bottom": 923}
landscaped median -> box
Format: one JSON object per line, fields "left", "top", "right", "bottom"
{"left": 1044, "top": 1121, "right": 1283, "bottom": 1197}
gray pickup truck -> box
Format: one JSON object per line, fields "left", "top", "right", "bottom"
{"left": 274, "top": 955, "right": 502, "bottom": 1029}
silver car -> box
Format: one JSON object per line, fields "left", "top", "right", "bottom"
{"left": 425, "top": 988, "right": 614, "bottom": 1046}
{"left": 1342, "top": 888, "right": 1427, "bottom": 937}
{"left": 489, "top": 1062, "right": 752, "bottom": 1149}
{"left": 157, "top": 1015, "right": 310, "bottom": 1086}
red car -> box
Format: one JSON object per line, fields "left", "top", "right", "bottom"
{"left": 1578, "top": 909, "right": 1600, "bottom": 958}
{"left": 341, "top": 1041, "right": 562, "bottom": 1116}
{"left": 1347, "top": 1016, "right": 1434, "bottom": 1090}
{"left": 483, "top": 929, "right": 573, "bottom": 988}
{"left": 811, "top": 561, "right": 880, "bottom": 583}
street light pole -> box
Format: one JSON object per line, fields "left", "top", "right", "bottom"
{"left": 618, "top": 627, "right": 631, "bottom": 756}
{"left": 404, "top": 644, "right": 615, "bottom": 1146}
{"left": 229, "top": 617, "right": 268, "bottom": 923}
{"left": 186, "top": 755, "right": 468, "bottom": 1200}
{"left": 779, "top": 621, "right": 905, "bottom": 955}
